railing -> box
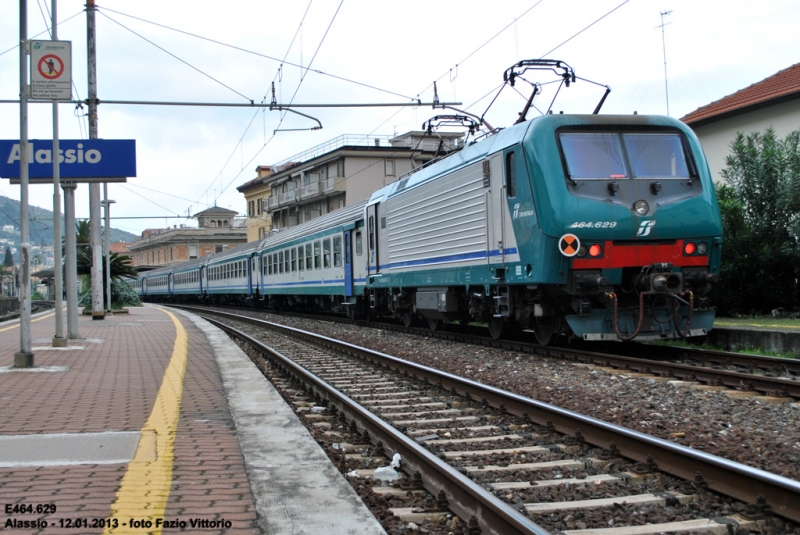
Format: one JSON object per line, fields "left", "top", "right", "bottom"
{"left": 300, "top": 181, "right": 322, "bottom": 200}
{"left": 272, "top": 134, "right": 395, "bottom": 171}
{"left": 323, "top": 176, "right": 345, "bottom": 193}
{"left": 278, "top": 189, "right": 298, "bottom": 205}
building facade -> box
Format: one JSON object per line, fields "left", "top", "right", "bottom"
{"left": 237, "top": 132, "right": 463, "bottom": 238}
{"left": 127, "top": 206, "right": 247, "bottom": 267}
{"left": 681, "top": 62, "right": 800, "bottom": 182}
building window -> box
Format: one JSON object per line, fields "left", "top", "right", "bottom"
{"left": 385, "top": 158, "right": 394, "bottom": 176}
{"left": 215, "top": 245, "right": 223, "bottom": 254}
{"left": 248, "top": 200, "right": 254, "bottom": 217}
{"left": 336, "top": 160, "right": 344, "bottom": 177}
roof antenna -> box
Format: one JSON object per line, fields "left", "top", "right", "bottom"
{"left": 657, "top": 10, "right": 672, "bottom": 116}
{"left": 432, "top": 81, "right": 440, "bottom": 108}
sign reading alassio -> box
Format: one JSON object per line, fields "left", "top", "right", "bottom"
{"left": 0, "top": 139, "right": 136, "bottom": 183}
{"left": 30, "top": 40, "right": 72, "bottom": 101}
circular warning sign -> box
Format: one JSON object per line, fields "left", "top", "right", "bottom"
{"left": 559, "top": 233, "right": 581, "bottom": 257}
{"left": 38, "top": 54, "right": 64, "bottom": 80}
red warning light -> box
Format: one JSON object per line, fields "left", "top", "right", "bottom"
{"left": 684, "top": 242, "right": 696, "bottom": 255}
{"left": 589, "top": 244, "right": 602, "bottom": 257}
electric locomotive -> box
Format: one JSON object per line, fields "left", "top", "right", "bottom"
{"left": 363, "top": 112, "right": 722, "bottom": 343}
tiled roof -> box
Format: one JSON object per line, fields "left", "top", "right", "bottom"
{"left": 681, "top": 62, "right": 800, "bottom": 125}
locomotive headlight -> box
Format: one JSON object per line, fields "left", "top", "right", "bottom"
{"left": 576, "top": 245, "right": 588, "bottom": 257}
{"left": 634, "top": 200, "right": 649, "bottom": 215}
{"left": 696, "top": 242, "right": 709, "bottom": 255}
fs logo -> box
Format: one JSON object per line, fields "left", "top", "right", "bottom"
{"left": 637, "top": 220, "right": 656, "bottom": 237}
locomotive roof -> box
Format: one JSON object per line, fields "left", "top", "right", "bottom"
{"left": 368, "top": 113, "right": 694, "bottom": 204}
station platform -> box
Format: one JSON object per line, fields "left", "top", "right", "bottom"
{"left": 0, "top": 305, "right": 384, "bottom": 535}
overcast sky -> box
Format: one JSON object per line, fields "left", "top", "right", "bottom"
{"left": 1, "top": 0, "right": 798, "bottom": 238}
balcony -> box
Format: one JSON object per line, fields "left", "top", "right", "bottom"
{"left": 278, "top": 189, "right": 298, "bottom": 206}
{"left": 267, "top": 196, "right": 280, "bottom": 211}
{"left": 323, "top": 176, "right": 346, "bottom": 193}
{"left": 300, "top": 181, "right": 322, "bottom": 200}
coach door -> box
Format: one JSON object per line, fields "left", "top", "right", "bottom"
{"left": 485, "top": 153, "right": 506, "bottom": 271}
{"left": 366, "top": 202, "right": 380, "bottom": 276}
{"left": 344, "top": 231, "right": 354, "bottom": 296}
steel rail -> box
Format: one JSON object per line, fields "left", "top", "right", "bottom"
{"left": 573, "top": 351, "right": 800, "bottom": 398}
{"left": 206, "top": 317, "right": 549, "bottom": 535}
{"left": 197, "top": 308, "right": 800, "bottom": 524}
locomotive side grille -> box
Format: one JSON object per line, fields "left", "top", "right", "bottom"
{"left": 385, "top": 165, "right": 487, "bottom": 265}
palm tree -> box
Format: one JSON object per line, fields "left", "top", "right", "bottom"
{"left": 66, "top": 220, "right": 138, "bottom": 303}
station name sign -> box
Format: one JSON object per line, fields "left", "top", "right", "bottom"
{"left": 0, "top": 139, "right": 136, "bottom": 183}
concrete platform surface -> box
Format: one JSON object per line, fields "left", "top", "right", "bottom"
{"left": 0, "top": 305, "right": 384, "bottom": 534}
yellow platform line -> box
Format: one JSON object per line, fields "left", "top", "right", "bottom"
{"left": 104, "top": 307, "right": 188, "bottom": 534}
{"left": 0, "top": 310, "right": 56, "bottom": 333}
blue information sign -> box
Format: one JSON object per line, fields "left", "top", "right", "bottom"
{"left": 0, "top": 139, "right": 136, "bottom": 182}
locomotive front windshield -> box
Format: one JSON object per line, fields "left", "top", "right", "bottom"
{"left": 560, "top": 132, "right": 690, "bottom": 180}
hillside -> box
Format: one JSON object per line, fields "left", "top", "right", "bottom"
{"left": 0, "top": 195, "right": 137, "bottom": 247}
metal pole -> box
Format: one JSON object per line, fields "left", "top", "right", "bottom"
{"left": 659, "top": 10, "right": 672, "bottom": 116}
{"left": 103, "top": 187, "right": 114, "bottom": 312}
{"left": 51, "top": 0, "right": 66, "bottom": 347}
{"left": 86, "top": 0, "right": 104, "bottom": 320}
{"left": 63, "top": 183, "right": 79, "bottom": 338}
{"left": 15, "top": 0, "right": 34, "bottom": 368}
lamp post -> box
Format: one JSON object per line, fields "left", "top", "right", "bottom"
{"left": 101, "top": 193, "right": 115, "bottom": 312}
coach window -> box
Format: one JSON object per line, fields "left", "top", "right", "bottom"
{"left": 333, "top": 236, "right": 342, "bottom": 267}
{"left": 298, "top": 247, "right": 304, "bottom": 271}
{"left": 284, "top": 250, "right": 289, "bottom": 273}
{"left": 278, "top": 251, "right": 284, "bottom": 274}
{"left": 505, "top": 151, "right": 517, "bottom": 197}
{"left": 314, "top": 241, "right": 321, "bottom": 269}
{"left": 323, "top": 239, "right": 331, "bottom": 268}
{"left": 273, "top": 254, "right": 278, "bottom": 275}
{"left": 291, "top": 248, "right": 297, "bottom": 272}
{"left": 306, "top": 244, "right": 313, "bottom": 270}
{"left": 356, "top": 231, "right": 363, "bottom": 256}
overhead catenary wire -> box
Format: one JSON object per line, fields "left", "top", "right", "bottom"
{"left": 95, "top": 4, "right": 414, "bottom": 102}
{"left": 210, "top": 0, "right": 345, "bottom": 206}
{"left": 97, "top": 11, "right": 252, "bottom": 102}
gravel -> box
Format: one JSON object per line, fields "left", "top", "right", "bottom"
{"left": 258, "top": 314, "right": 800, "bottom": 482}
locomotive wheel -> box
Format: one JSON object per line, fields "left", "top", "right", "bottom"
{"left": 427, "top": 318, "right": 441, "bottom": 331}
{"left": 401, "top": 312, "right": 413, "bottom": 328}
{"left": 488, "top": 318, "right": 505, "bottom": 340}
{"left": 533, "top": 325, "right": 554, "bottom": 346}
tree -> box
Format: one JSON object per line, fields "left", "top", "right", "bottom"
{"left": 68, "top": 219, "right": 138, "bottom": 307}
{"left": 3, "top": 247, "right": 13, "bottom": 267}
{"left": 712, "top": 128, "right": 800, "bottom": 315}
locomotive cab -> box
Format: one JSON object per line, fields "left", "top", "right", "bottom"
{"left": 518, "top": 114, "right": 723, "bottom": 341}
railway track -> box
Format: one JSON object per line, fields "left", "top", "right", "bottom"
{"left": 178, "top": 304, "right": 800, "bottom": 400}
{"left": 179, "top": 305, "right": 800, "bottom": 534}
